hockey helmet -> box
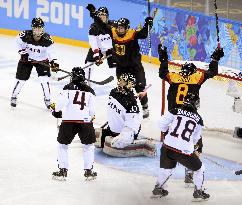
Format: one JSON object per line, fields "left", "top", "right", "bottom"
{"left": 118, "top": 73, "right": 136, "bottom": 92}
{"left": 116, "top": 18, "right": 130, "bottom": 37}
{"left": 183, "top": 93, "right": 200, "bottom": 110}
{"left": 180, "top": 62, "right": 197, "bottom": 77}
{"left": 97, "top": 7, "right": 109, "bottom": 16}
{"left": 31, "top": 17, "right": 45, "bottom": 37}
{"left": 71, "top": 67, "right": 85, "bottom": 83}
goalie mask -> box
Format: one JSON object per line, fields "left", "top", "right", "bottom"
{"left": 116, "top": 18, "right": 130, "bottom": 37}
{"left": 97, "top": 7, "right": 109, "bottom": 23}
{"left": 31, "top": 17, "right": 45, "bottom": 38}
{"left": 180, "top": 62, "right": 197, "bottom": 77}
{"left": 71, "top": 67, "right": 85, "bottom": 84}
{"left": 183, "top": 93, "right": 200, "bottom": 110}
{"left": 118, "top": 73, "right": 136, "bottom": 93}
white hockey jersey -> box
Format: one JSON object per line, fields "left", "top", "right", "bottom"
{"left": 16, "top": 30, "right": 56, "bottom": 62}
{"left": 55, "top": 82, "right": 95, "bottom": 122}
{"left": 158, "top": 108, "right": 203, "bottom": 155}
{"left": 88, "top": 22, "right": 113, "bottom": 53}
{"left": 107, "top": 88, "right": 142, "bottom": 134}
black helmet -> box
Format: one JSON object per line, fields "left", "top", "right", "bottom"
{"left": 118, "top": 73, "right": 136, "bottom": 92}
{"left": 117, "top": 18, "right": 130, "bottom": 30}
{"left": 31, "top": 17, "right": 44, "bottom": 28}
{"left": 71, "top": 67, "right": 85, "bottom": 83}
{"left": 180, "top": 62, "right": 197, "bottom": 77}
{"left": 183, "top": 93, "right": 200, "bottom": 110}
{"left": 97, "top": 7, "right": 109, "bottom": 16}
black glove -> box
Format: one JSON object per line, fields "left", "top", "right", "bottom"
{"left": 93, "top": 50, "right": 103, "bottom": 66}
{"left": 86, "top": 4, "right": 96, "bottom": 12}
{"left": 194, "top": 138, "right": 203, "bottom": 154}
{"left": 158, "top": 44, "right": 168, "bottom": 61}
{"left": 18, "top": 49, "right": 29, "bottom": 62}
{"left": 145, "top": 17, "right": 153, "bottom": 27}
{"left": 52, "top": 110, "right": 62, "bottom": 118}
{"left": 50, "top": 60, "right": 59, "bottom": 72}
{"left": 211, "top": 47, "right": 224, "bottom": 61}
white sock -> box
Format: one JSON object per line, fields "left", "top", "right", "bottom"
{"left": 38, "top": 76, "right": 50, "bottom": 100}
{"left": 83, "top": 144, "right": 95, "bottom": 169}
{"left": 57, "top": 142, "right": 69, "bottom": 169}
{"left": 193, "top": 164, "right": 205, "bottom": 190}
{"left": 157, "top": 168, "right": 174, "bottom": 188}
{"left": 11, "top": 80, "right": 26, "bottom": 98}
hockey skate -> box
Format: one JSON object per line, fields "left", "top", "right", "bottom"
{"left": 84, "top": 168, "right": 97, "bottom": 181}
{"left": 193, "top": 189, "right": 210, "bottom": 201}
{"left": 233, "top": 127, "right": 242, "bottom": 139}
{"left": 52, "top": 168, "right": 68, "bottom": 181}
{"left": 10, "top": 97, "right": 17, "bottom": 107}
{"left": 151, "top": 184, "right": 169, "bottom": 198}
{"left": 44, "top": 98, "right": 51, "bottom": 109}
{"left": 184, "top": 171, "right": 194, "bottom": 188}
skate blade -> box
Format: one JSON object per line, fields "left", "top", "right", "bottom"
{"left": 52, "top": 176, "right": 66, "bottom": 181}
{"left": 150, "top": 194, "right": 167, "bottom": 199}
{"left": 85, "top": 176, "right": 97, "bottom": 181}
{"left": 192, "top": 198, "right": 209, "bottom": 202}
{"left": 185, "top": 183, "right": 195, "bottom": 188}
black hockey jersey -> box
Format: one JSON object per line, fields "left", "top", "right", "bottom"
{"left": 159, "top": 60, "right": 218, "bottom": 110}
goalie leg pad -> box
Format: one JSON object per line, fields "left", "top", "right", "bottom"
{"left": 103, "top": 136, "right": 157, "bottom": 157}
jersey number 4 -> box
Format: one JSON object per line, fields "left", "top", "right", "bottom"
{"left": 170, "top": 116, "right": 196, "bottom": 142}
{"left": 73, "top": 91, "right": 86, "bottom": 110}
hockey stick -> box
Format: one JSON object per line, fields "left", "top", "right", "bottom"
{"left": 203, "top": 155, "right": 242, "bottom": 175}
{"left": 137, "top": 83, "right": 152, "bottom": 99}
{"left": 55, "top": 54, "right": 113, "bottom": 81}
{"left": 214, "top": 0, "right": 220, "bottom": 48}
{"left": 56, "top": 68, "right": 114, "bottom": 85}
{"left": 147, "top": 0, "right": 152, "bottom": 63}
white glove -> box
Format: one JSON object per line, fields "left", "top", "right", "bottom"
{"left": 111, "top": 127, "right": 134, "bottom": 148}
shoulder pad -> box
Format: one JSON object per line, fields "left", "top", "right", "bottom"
{"left": 42, "top": 33, "right": 54, "bottom": 45}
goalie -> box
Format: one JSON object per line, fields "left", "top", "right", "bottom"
{"left": 95, "top": 73, "right": 156, "bottom": 157}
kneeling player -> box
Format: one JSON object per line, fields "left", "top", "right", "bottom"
{"left": 95, "top": 73, "right": 156, "bottom": 157}
{"left": 51, "top": 68, "right": 97, "bottom": 181}
{"left": 152, "top": 93, "right": 210, "bottom": 201}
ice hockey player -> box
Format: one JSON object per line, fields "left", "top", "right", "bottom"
{"left": 86, "top": 4, "right": 153, "bottom": 118}
{"left": 85, "top": 4, "right": 117, "bottom": 86}
{"left": 10, "top": 17, "right": 59, "bottom": 109}
{"left": 158, "top": 44, "right": 224, "bottom": 186}
{"left": 51, "top": 68, "right": 97, "bottom": 181}
{"left": 152, "top": 93, "right": 210, "bottom": 201}
{"left": 95, "top": 73, "right": 156, "bottom": 157}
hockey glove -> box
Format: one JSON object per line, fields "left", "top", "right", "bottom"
{"left": 158, "top": 44, "right": 168, "bottom": 61}
{"left": 52, "top": 110, "right": 62, "bottom": 118}
{"left": 93, "top": 50, "right": 103, "bottom": 66}
{"left": 145, "top": 17, "right": 153, "bottom": 28}
{"left": 50, "top": 60, "right": 59, "bottom": 72}
{"left": 18, "top": 49, "right": 29, "bottom": 62}
{"left": 86, "top": 4, "right": 96, "bottom": 18}
{"left": 211, "top": 47, "right": 224, "bottom": 61}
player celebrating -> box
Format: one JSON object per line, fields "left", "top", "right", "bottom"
{"left": 86, "top": 4, "right": 153, "bottom": 118}
{"left": 51, "top": 68, "right": 97, "bottom": 181}
{"left": 85, "top": 5, "right": 116, "bottom": 86}
{"left": 10, "top": 17, "right": 59, "bottom": 109}
{"left": 152, "top": 93, "right": 210, "bottom": 201}
{"left": 158, "top": 44, "right": 224, "bottom": 185}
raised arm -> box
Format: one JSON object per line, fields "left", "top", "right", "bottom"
{"left": 135, "top": 17, "right": 153, "bottom": 39}
{"left": 158, "top": 44, "right": 169, "bottom": 81}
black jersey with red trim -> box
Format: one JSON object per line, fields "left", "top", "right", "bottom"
{"left": 159, "top": 60, "right": 218, "bottom": 110}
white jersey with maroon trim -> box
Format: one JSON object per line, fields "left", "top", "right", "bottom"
{"left": 158, "top": 108, "right": 203, "bottom": 155}
{"left": 107, "top": 88, "right": 142, "bottom": 134}
{"left": 55, "top": 82, "right": 95, "bottom": 122}
{"left": 16, "top": 30, "right": 56, "bottom": 62}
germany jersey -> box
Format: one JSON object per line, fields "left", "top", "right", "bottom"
{"left": 111, "top": 26, "right": 148, "bottom": 69}
{"left": 159, "top": 60, "right": 218, "bottom": 110}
